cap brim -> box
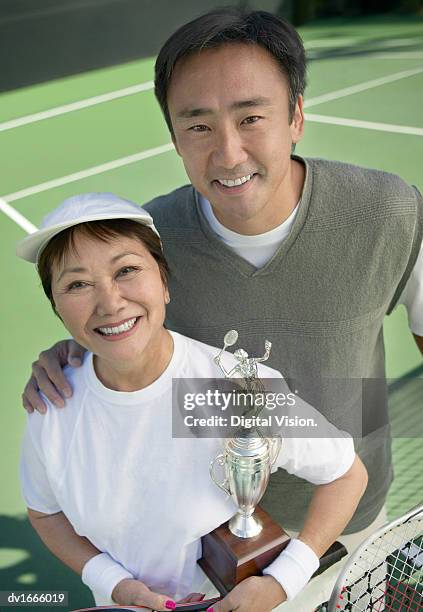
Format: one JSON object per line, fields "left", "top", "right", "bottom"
{"left": 16, "top": 212, "right": 159, "bottom": 263}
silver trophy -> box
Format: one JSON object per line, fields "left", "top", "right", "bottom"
{"left": 211, "top": 330, "right": 282, "bottom": 538}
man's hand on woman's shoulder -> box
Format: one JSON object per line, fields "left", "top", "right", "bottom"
{"left": 22, "top": 339, "right": 86, "bottom": 414}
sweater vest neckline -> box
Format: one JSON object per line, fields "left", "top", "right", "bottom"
{"left": 193, "top": 156, "right": 313, "bottom": 278}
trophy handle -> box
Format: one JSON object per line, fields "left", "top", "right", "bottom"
{"left": 269, "top": 436, "right": 282, "bottom": 467}
{"left": 210, "top": 454, "right": 231, "bottom": 497}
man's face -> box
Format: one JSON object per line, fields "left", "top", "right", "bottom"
{"left": 168, "top": 43, "right": 304, "bottom": 234}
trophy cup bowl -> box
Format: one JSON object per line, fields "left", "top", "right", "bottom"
{"left": 210, "top": 435, "right": 281, "bottom": 538}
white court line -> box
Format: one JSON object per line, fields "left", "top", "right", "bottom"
{"left": 305, "top": 36, "right": 419, "bottom": 51}
{"left": 0, "top": 81, "right": 154, "bottom": 133}
{"left": 0, "top": 197, "right": 37, "bottom": 233}
{"left": 304, "top": 66, "right": 423, "bottom": 108}
{"left": 371, "top": 52, "right": 423, "bottom": 60}
{"left": 377, "top": 38, "right": 420, "bottom": 47}
{"left": 2, "top": 143, "right": 175, "bottom": 203}
{"left": 304, "top": 37, "right": 357, "bottom": 49}
{"left": 305, "top": 113, "right": 423, "bottom": 136}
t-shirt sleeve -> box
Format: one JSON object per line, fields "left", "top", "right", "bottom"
{"left": 273, "top": 393, "right": 356, "bottom": 485}
{"left": 20, "top": 422, "right": 61, "bottom": 514}
{"left": 275, "top": 434, "right": 356, "bottom": 485}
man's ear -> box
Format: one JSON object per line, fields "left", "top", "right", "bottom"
{"left": 290, "top": 95, "right": 305, "bottom": 144}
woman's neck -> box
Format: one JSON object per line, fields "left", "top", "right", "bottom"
{"left": 93, "top": 329, "right": 174, "bottom": 392}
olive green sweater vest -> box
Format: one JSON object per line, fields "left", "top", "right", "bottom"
{"left": 145, "top": 157, "right": 423, "bottom": 533}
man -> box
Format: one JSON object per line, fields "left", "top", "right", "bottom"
{"left": 21, "top": 8, "right": 423, "bottom": 610}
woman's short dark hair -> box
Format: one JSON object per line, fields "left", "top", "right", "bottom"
{"left": 38, "top": 219, "right": 169, "bottom": 316}
{"left": 154, "top": 7, "right": 307, "bottom": 134}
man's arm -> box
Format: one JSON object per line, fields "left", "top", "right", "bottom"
{"left": 27, "top": 510, "right": 176, "bottom": 609}
{"left": 295, "top": 454, "right": 368, "bottom": 557}
{"left": 413, "top": 334, "right": 423, "bottom": 355}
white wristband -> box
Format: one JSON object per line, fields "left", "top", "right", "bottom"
{"left": 81, "top": 552, "right": 133, "bottom": 601}
{"left": 262, "top": 538, "right": 320, "bottom": 601}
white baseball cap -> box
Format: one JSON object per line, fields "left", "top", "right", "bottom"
{"left": 16, "top": 192, "right": 160, "bottom": 264}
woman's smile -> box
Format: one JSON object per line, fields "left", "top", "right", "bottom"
{"left": 94, "top": 315, "right": 142, "bottom": 341}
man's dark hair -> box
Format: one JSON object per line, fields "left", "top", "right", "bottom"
{"left": 154, "top": 7, "right": 307, "bottom": 134}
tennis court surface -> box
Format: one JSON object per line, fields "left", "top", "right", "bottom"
{"left": 1, "top": 15, "right": 422, "bottom": 612}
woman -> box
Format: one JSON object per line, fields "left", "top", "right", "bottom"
{"left": 16, "top": 192, "right": 367, "bottom": 612}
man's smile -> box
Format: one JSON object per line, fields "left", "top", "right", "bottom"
{"left": 216, "top": 173, "right": 256, "bottom": 187}
{"left": 213, "top": 173, "right": 259, "bottom": 194}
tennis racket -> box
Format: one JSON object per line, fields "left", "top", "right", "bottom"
{"left": 325, "top": 503, "right": 423, "bottom": 611}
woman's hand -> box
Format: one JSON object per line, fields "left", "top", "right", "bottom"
{"left": 22, "top": 339, "right": 86, "bottom": 413}
{"left": 208, "top": 575, "right": 286, "bottom": 611}
{"left": 112, "top": 578, "right": 177, "bottom": 610}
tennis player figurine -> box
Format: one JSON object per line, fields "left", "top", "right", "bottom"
{"left": 210, "top": 330, "right": 281, "bottom": 538}
{"left": 213, "top": 329, "right": 272, "bottom": 380}
{"left": 213, "top": 330, "right": 272, "bottom": 421}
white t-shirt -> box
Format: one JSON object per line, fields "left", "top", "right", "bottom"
{"left": 21, "top": 331, "right": 354, "bottom": 604}
{"left": 200, "top": 196, "right": 423, "bottom": 335}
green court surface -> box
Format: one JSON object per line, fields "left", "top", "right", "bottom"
{"left": 0, "top": 16, "right": 422, "bottom": 612}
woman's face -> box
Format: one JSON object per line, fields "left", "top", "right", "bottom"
{"left": 51, "top": 231, "right": 169, "bottom": 371}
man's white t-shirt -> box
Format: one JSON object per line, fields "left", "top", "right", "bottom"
{"left": 200, "top": 196, "right": 423, "bottom": 335}
{"left": 21, "top": 331, "right": 355, "bottom": 605}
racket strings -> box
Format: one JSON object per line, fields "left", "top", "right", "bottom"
{"left": 333, "top": 512, "right": 423, "bottom": 611}
{"left": 385, "top": 528, "right": 423, "bottom": 611}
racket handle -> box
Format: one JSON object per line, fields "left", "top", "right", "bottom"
{"left": 313, "top": 541, "right": 348, "bottom": 578}
{"left": 174, "top": 597, "right": 221, "bottom": 610}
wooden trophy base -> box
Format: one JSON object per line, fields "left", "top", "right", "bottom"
{"left": 198, "top": 505, "right": 290, "bottom": 595}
